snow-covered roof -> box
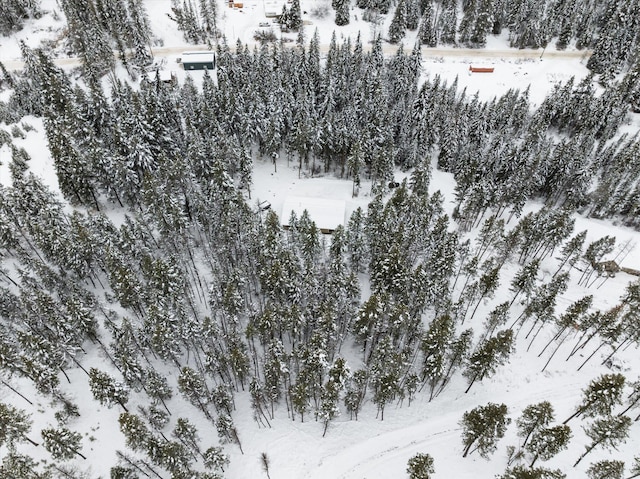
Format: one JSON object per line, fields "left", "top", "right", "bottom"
{"left": 281, "top": 196, "right": 346, "bottom": 233}
{"left": 146, "top": 70, "right": 174, "bottom": 82}
{"left": 181, "top": 52, "right": 215, "bottom": 64}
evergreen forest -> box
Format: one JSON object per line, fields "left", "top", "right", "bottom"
{"left": 1, "top": 0, "right": 640, "bottom": 478}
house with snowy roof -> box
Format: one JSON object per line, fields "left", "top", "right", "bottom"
{"left": 281, "top": 196, "right": 346, "bottom": 234}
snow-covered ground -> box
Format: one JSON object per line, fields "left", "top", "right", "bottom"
{"left": 2, "top": 1, "right": 640, "bottom": 478}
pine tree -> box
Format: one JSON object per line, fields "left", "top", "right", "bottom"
{"left": 418, "top": 5, "right": 437, "bottom": 47}
{"left": 178, "top": 367, "right": 213, "bottom": 421}
{"left": 0, "top": 451, "right": 51, "bottom": 479}
{"left": 0, "top": 0, "right": 41, "bottom": 35}
{"left": 510, "top": 259, "right": 540, "bottom": 306}
{"left": 216, "top": 413, "right": 243, "bottom": 453}
{"left": 203, "top": 446, "right": 229, "bottom": 473}
{"left": 437, "top": 0, "right": 458, "bottom": 44}
{"left": 460, "top": 402, "right": 510, "bottom": 458}
{"left": 497, "top": 464, "right": 566, "bottom": 479}
{"left": 463, "top": 329, "right": 513, "bottom": 393}
{"left": 153, "top": 440, "right": 193, "bottom": 476}
{"left": 480, "top": 302, "right": 510, "bottom": 342}
{"left": 526, "top": 425, "right": 571, "bottom": 467}
{"left": 407, "top": 452, "right": 435, "bottom": 479}
{"left": 344, "top": 369, "right": 367, "bottom": 420}
{"left": 172, "top": 417, "right": 202, "bottom": 460}
{"left": 420, "top": 314, "right": 455, "bottom": 398}
{"left": 618, "top": 378, "right": 640, "bottom": 420}
{"left": 516, "top": 401, "right": 555, "bottom": 447}
{"left": 145, "top": 368, "right": 173, "bottom": 412}
{"left": 88, "top": 368, "right": 130, "bottom": 412}
{"left": 388, "top": 0, "right": 407, "bottom": 43}
{"left": 334, "top": 0, "right": 350, "bottom": 25}
{"left": 574, "top": 415, "right": 632, "bottom": 467}
{"left": 433, "top": 328, "right": 473, "bottom": 398}
{"left": 41, "top": 427, "right": 86, "bottom": 460}
{"left": 317, "top": 357, "right": 349, "bottom": 436}
{"left": 587, "top": 460, "right": 625, "bottom": 479}
{"left": 118, "top": 412, "right": 151, "bottom": 452}
{"left": 405, "top": 0, "right": 420, "bottom": 30}
{"left": 0, "top": 402, "right": 38, "bottom": 448}
{"left": 564, "top": 374, "right": 626, "bottom": 424}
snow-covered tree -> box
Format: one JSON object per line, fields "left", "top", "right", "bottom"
{"left": 497, "top": 464, "right": 566, "bottom": 479}
{"left": 407, "top": 452, "right": 435, "bottom": 479}
{"left": 460, "top": 402, "right": 510, "bottom": 458}
{"left": 587, "top": 460, "right": 625, "bottom": 479}
{"left": 0, "top": 451, "right": 51, "bottom": 479}
{"left": 574, "top": 415, "right": 632, "bottom": 466}
{"left": 203, "top": 446, "right": 229, "bottom": 473}
{"left": 526, "top": 425, "right": 571, "bottom": 467}
{"left": 564, "top": 374, "right": 626, "bottom": 424}
{"left": 517, "top": 401, "right": 555, "bottom": 447}
{"left": 334, "top": 0, "right": 350, "bottom": 25}
{"left": 41, "top": 427, "right": 86, "bottom": 460}
{"left": 463, "top": 329, "right": 513, "bottom": 393}
{"left": 88, "top": 367, "right": 130, "bottom": 411}
{"left": 0, "top": 402, "right": 38, "bottom": 448}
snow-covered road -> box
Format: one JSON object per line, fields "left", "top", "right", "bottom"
{"left": 0, "top": 44, "right": 591, "bottom": 71}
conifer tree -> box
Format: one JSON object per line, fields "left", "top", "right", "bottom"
{"left": 587, "top": 460, "right": 625, "bottom": 479}
{"left": 41, "top": 427, "right": 86, "bottom": 460}
{"left": 407, "top": 452, "right": 435, "bottom": 479}
{"left": 463, "top": 329, "right": 513, "bottom": 393}
{"left": 405, "top": 0, "right": 420, "bottom": 30}
{"left": 344, "top": 369, "right": 367, "bottom": 420}
{"left": 334, "top": 0, "right": 350, "bottom": 25}
{"left": 527, "top": 425, "right": 571, "bottom": 467}
{"left": 0, "top": 0, "right": 40, "bottom": 35}
{"left": 203, "top": 446, "right": 229, "bottom": 473}
{"left": 574, "top": 415, "right": 632, "bottom": 467}
{"left": 0, "top": 451, "right": 51, "bottom": 479}
{"left": 460, "top": 402, "right": 510, "bottom": 458}
{"left": 564, "top": 374, "right": 626, "bottom": 424}
{"left": 437, "top": 0, "right": 458, "bottom": 44}
{"left": 388, "top": 0, "right": 407, "bottom": 43}
{"left": 178, "top": 367, "right": 213, "bottom": 421}
{"left": 516, "top": 401, "right": 555, "bottom": 447}
{"left": 497, "top": 465, "right": 566, "bottom": 479}
{"left": 0, "top": 402, "right": 38, "bottom": 448}
{"left": 418, "top": 6, "right": 437, "bottom": 46}
{"left": 88, "top": 368, "right": 130, "bottom": 412}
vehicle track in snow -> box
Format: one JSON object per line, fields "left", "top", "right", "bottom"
{"left": 304, "top": 377, "right": 587, "bottom": 479}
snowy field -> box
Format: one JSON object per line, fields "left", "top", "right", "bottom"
{"left": 2, "top": 1, "right": 640, "bottom": 479}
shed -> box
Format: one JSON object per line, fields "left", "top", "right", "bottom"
{"left": 469, "top": 65, "right": 495, "bottom": 73}
{"left": 146, "top": 70, "right": 176, "bottom": 84}
{"left": 281, "top": 196, "right": 346, "bottom": 234}
{"left": 181, "top": 51, "right": 215, "bottom": 71}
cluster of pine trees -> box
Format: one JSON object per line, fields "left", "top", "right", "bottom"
{"left": 170, "top": 0, "right": 219, "bottom": 45}
{"left": 2, "top": 44, "right": 640, "bottom": 471}
{"left": 456, "top": 375, "right": 640, "bottom": 478}
{"left": 7, "top": 32, "right": 637, "bottom": 227}
{"left": 382, "top": 0, "right": 640, "bottom": 81}
{"left": 0, "top": 0, "right": 40, "bottom": 36}
{"left": 1, "top": 1, "right": 640, "bottom": 477}
{"left": 58, "top": 0, "right": 153, "bottom": 79}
